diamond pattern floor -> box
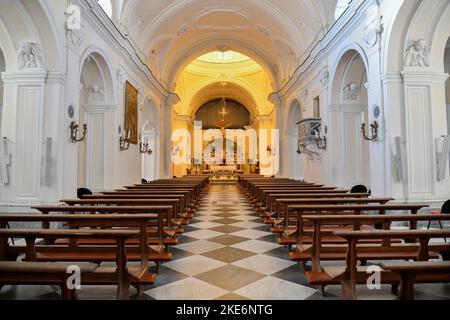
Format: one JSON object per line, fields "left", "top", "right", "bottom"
{"left": 2, "top": 184, "right": 450, "bottom": 300}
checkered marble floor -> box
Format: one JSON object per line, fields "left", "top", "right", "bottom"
{"left": 1, "top": 184, "right": 450, "bottom": 300}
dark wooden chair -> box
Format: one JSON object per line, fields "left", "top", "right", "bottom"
{"left": 428, "top": 200, "right": 450, "bottom": 242}
{"left": 351, "top": 185, "right": 369, "bottom": 194}
{"left": 77, "top": 188, "right": 93, "bottom": 199}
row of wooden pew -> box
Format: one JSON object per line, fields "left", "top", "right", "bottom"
{"left": 237, "top": 175, "right": 450, "bottom": 300}
{"left": 0, "top": 175, "right": 210, "bottom": 299}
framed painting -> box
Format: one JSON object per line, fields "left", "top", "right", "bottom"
{"left": 124, "top": 80, "right": 138, "bottom": 144}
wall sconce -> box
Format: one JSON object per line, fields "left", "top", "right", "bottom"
{"left": 361, "top": 121, "right": 379, "bottom": 141}
{"left": 139, "top": 138, "right": 153, "bottom": 155}
{"left": 314, "top": 130, "right": 327, "bottom": 150}
{"left": 119, "top": 127, "right": 131, "bottom": 151}
{"left": 69, "top": 121, "right": 87, "bottom": 143}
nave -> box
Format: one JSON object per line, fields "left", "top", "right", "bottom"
{"left": 1, "top": 177, "right": 449, "bottom": 300}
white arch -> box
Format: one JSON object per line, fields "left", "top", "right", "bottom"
{"left": 164, "top": 38, "right": 280, "bottom": 89}
{"left": 329, "top": 43, "right": 369, "bottom": 103}
{"left": 79, "top": 46, "right": 116, "bottom": 105}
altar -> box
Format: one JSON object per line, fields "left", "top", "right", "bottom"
{"left": 209, "top": 165, "right": 237, "bottom": 173}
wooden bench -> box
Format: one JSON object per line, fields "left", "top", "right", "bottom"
{"left": 380, "top": 261, "right": 450, "bottom": 300}
{"left": 30, "top": 205, "right": 176, "bottom": 250}
{"left": 270, "top": 197, "right": 393, "bottom": 231}
{"left": 286, "top": 203, "right": 427, "bottom": 241}
{"left": 61, "top": 198, "right": 184, "bottom": 233}
{"left": 0, "top": 261, "right": 98, "bottom": 300}
{"left": 332, "top": 229, "right": 450, "bottom": 299}
{"left": 254, "top": 189, "right": 350, "bottom": 209}
{"left": 0, "top": 227, "right": 141, "bottom": 299}
{"left": 258, "top": 193, "right": 370, "bottom": 218}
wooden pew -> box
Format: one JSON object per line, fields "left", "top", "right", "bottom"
{"left": 84, "top": 192, "right": 195, "bottom": 224}
{"left": 253, "top": 189, "right": 350, "bottom": 209}
{"left": 61, "top": 198, "right": 184, "bottom": 233}
{"left": 0, "top": 226, "right": 142, "bottom": 299}
{"left": 261, "top": 193, "right": 371, "bottom": 219}
{"left": 380, "top": 261, "right": 450, "bottom": 300}
{"left": 0, "top": 213, "right": 171, "bottom": 298}
{"left": 30, "top": 205, "right": 175, "bottom": 253}
{"left": 0, "top": 260, "right": 98, "bottom": 300}
{"left": 287, "top": 203, "right": 428, "bottom": 240}
{"left": 248, "top": 186, "right": 335, "bottom": 205}
{"left": 333, "top": 228, "right": 450, "bottom": 299}
{"left": 271, "top": 197, "right": 394, "bottom": 234}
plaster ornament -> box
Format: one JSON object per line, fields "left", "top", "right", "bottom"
{"left": 404, "top": 39, "right": 430, "bottom": 67}
{"left": 320, "top": 71, "right": 329, "bottom": 87}
{"left": 302, "top": 89, "right": 309, "bottom": 103}
{"left": 117, "top": 68, "right": 127, "bottom": 84}
{"left": 257, "top": 25, "right": 270, "bottom": 37}
{"left": 17, "top": 42, "right": 43, "bottom": 70}
{"left": 343, "top": 83, "right": 359, "bottom": 101}
{"left": 67, "top": 24, "right": 85, "bottom": 47}
{"left": 87, "top": 85, "right": 105, "bottom": 102}
{"left": 362, "top": 4, "right": 383, "bottom": 49}
{"left": 177, "top": 24, "right": 190, "bottom": 37}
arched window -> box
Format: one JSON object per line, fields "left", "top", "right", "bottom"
{"left": 98, "top": 0, "right": 112, "bottom": 18}
{"left": 335, "top": 0, "right": 351, "bottom": 21}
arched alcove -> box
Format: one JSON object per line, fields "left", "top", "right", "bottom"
{"left": 330, "top": 49, "right": 370, "bottom": 189}
{"left": 286, "top": 98, "right": 305, "bottom": 180}
{"left": 78, "top": 52, "right": 115, "bottom": 191}
{"left": 141, "top": 98, "right": 160, "bottom": 182}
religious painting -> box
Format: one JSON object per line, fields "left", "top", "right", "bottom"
{"left": 124, "top": 80, "right": 138, "bottom": 144}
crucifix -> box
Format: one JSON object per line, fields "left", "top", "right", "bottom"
{"left": 0, "top": 137, "right": 12, "bottom": 185}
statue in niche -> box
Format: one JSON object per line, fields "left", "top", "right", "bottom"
{"left": 17, "top": 42, "right": 42, "bottom": 70}
{"left": 404, "top": 39, "right": 430, "bottom": 67}
{"left": 87, "top": 85, "right": 105, "bottom": 103}
{"left": 343, "top": 83, "right": 359, "bottom": 101}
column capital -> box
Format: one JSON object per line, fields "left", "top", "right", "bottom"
{"left": 268, "top": 92, "right": 282, "bottom": 106}
{"left": 165, "top": 93, "right": 180, "bottom": 107}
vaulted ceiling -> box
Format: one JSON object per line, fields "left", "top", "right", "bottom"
{"left": 118, "top": 0, "right": 340, "bottom": 90}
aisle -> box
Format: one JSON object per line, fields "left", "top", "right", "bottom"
{"left": 145, "top": 184, "right": 320, "bottom": 300}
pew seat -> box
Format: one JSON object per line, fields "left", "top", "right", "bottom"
{"left": 380, "top": 261, "right": 450, "bottom": 300}
{"left": 0, "top": 261, "right": 98, "bottom": 300}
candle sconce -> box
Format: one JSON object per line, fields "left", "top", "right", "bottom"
{"left": 119, "top": 127, "right": 131, "bottom": 151}
{"left": 139, "top": 139, "right": 153, "bottom": 155}
{"left": 69, "top": 121, "right": 87, "bottom": 143}
{"left": 361, "top": 121, "right": 379, "bottom": 141}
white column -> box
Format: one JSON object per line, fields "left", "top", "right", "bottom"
{"left": 1, "top": 70, "right": 48, "bottom": 203}
{"left": 160, "top": 93, "right": 180, "bottom": 179}
{"left": 401, "top": 71, "right": 450, "bottom": 201}
{"left": 269, "top": 93, "right": 285, "bottom": 177}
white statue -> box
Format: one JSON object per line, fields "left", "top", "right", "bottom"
{"left": 17, "top": 42, "right": 42, "bottom": 70}
{"left": 404, "top": 39, "right": 430, "bottom": 67}
{"left": 343, "top": 83, "right": 359, "bottom": 101}
{"left": 87, "top": 85, "right": 105, "bottom": 102}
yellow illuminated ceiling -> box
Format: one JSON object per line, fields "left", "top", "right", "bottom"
{"left": 173, "top": 51, "right": 274, "bottom": 119}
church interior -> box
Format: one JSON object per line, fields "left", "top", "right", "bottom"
{"left": 0, "top": 0, "right": 450, "bottom": 301}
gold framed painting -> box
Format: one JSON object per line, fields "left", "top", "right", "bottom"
{"left": 124, "top": 80, "right": 138, "bottom": 144}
